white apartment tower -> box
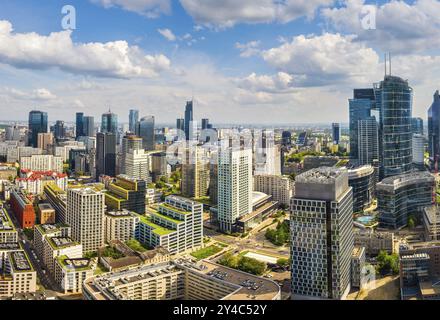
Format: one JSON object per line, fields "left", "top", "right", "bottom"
{"left": 124, "top": 149, "right": 150, "bottom": 181}
{"left": 66, "top": 187, "right": 105, "bottom": 254}
{"left": 217, "top": 145, "right": 252, "bottom": 233}
{"left": 291, "top": 167, "right": 353, "bottom": 300}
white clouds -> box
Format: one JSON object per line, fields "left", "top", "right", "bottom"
{"left": 180, "top": 0, "right": 333, "bottom": 28}
{"left": 1, "top": 87, "right": 57, "bottom": 101}
{"left": 237, "top": 72, "right": 295, "bottom": 93}
{"left": 235, "top": 41, "right": 261, "bottom": 58}
{"left": 261, "top": 33, "right": 379, "bottom": 86}
{"left": 0, "top": 20, "right": 170, "bottom": 79}
{"left": 321, "top": 0, "right": 440, "bottom": 54}
{"left": 90, "top": 0, "right": 171, "bottom": 18}
{"left": 158, "top": 28, "right": 176, "bottom": 41}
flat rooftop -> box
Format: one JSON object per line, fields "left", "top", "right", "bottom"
{"left": 296, "top": 167, "right": 347, "bottom": 184}
{"left": 0, "top": 207, "right": 15, "bottom": 232}
{"left": 9, "top": 251, "right": 33, "bottom": 272}
{"left": 48, "top": 237, "right": 78, "bottom": 249}
{"left": 378, "top": 171, "right": 435, "bottom": 190}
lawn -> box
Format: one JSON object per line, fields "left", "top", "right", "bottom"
{"left": 190, "top": 245, "right": 223, "bottom": 260}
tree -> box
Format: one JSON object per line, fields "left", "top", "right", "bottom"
{"left": 408, "top": 215, "right": 416, "bottom": 229}
{"left": 377, "top": 250, "right": 399, "bottom": 275}
{"left": 277, "top": 258, "right": 290, "bottom": 268}
{"left": 238, "top": 257, "right": 266, "bottom": 276}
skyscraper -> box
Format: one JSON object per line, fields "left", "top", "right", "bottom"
{"left": 181, "top": 145, "right": 210, "bottom": 199}
{"left": 53, "top": 120, "right": 66, "bottom": 140}
{"left": 96, "top": 132, "right": 117, "bottom": 178}
{"left": 428, "top": 90, "right": 440, "bottom": 170}
{"left": 375, "top": 75, "right": 413, "bottom": 178}
{"left": 291, "top": 167, "right": 353, "bottom": 300}
{"left": 332, "top": 123, "right": 340, "bottom": 145}
{"left": 411, "top": 117, "right": 424, "bottom": 135}
{"left": 135, "top": 116, "right": 155, "bottom": 151}
{"left": 201, "top": 118, "right": 210, "bottom": 130}
{"left": 101, "top": 110, "right": 118, "bottom": 135}
{"left": 28, "top": 110, "right": 48, "bottom": 147}
{"left": 357, "top": 116, "right": 379, "bottom": 165}
{"left": 129, "top": 109, "right": 139, "bottom": 133}
{"left": 176, "top": 118, "right": 184, "bottom": 131}
{"left": 349, "top": 89, "right": 375, "bottom": 162}
{"left": 184, "top": 101, "right": 193, "bottom": 141}
{"left": 83, "top": 116, "right": 95, "bottom": 137}
{"left": 217, "top": 144, "right": 252, "bottom": 233}
{"left": 67, "top": 187, "right": 105, "bottom": 254}
{"left": 76, "top": 112, "right": 84, "bottom": 138}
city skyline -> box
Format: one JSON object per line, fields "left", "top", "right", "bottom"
{"left": 1, "top": 1, "right": 440, "bottom": 124}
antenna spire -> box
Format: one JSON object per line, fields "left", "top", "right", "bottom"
{"left": 389, "top": 53, "right": 392, "bottom": 76}
{"left": 384, "top": 54, "right": 387, "bottom": 77}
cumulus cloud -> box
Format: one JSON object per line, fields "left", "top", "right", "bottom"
{"left": 90, "top": 0, "right": 171, "bottom": 18}
{"left": 158, "top": 28, "right": 176, "bottom": 41}
{"left": 0, "top": 20, "right": 171, "bottom": 78}
{"left": 236, "top": 72, "right": 296, "bottom": 93}
{"left": 321, "top": 0, "right": 440, "bottom": 54}
{"left": 180, "top": 0, "right": 333, "bottom": 28}
{"left": 261, "top": 33, "right": 379, "bottom": 86}
{"left": 235, "top": 41, "right": 261, "bottom": 58}
{"left": 1, "top": 87, "right": 57, "bottom": 101}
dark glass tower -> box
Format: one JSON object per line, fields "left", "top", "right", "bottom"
{"left": 375, "top": 76, "right": 413, "bottom": 178}
{"left": 28, "top": 110, "right": 48, "bottom": 147}
{"left": 83, "top": 116, "right": 95, "bottom": 137}
{"left": 53, "top": 120, "right": 65, "bottom": 140}
{"left": 411, "top": 117, "right": 424, "bottom": 135}
{"left": 135, "top": 116, "right": 155, "bottom": 151}
{"left": 76, "top": 112, "right": 84, "bottom": 138}
{"left": 96, "top": 132, "right": 117, "bottom": 178}
{"left": 101, "top": 110, "right": 118, "bottom": 135}
{"left": 428, "top": 90, "right": 440, "bottom": 169}
{"left": 332, "top": 123, "right": 340, "bottom": 145}
{"left": 129, "top": 109, "right": 139, "bottom": 133}
{"left": 184, "top": 101, "right": 193, "bottom": 141}
{"left": 202, "top": 118, "right": 210, "bottom": 130}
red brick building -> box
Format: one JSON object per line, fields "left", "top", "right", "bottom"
{"left": 10, "top": 189, "right": 35, "bottom": 229}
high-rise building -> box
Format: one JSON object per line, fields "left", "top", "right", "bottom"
{"left": 282, "top": 131, "right": 292, "bottom": 147}
{"left": 411, "top": 117, "right": 424, "bottom": 135}
{"left": 217, "top": 145, "right": 253, "bottom": 233}
{"left": 348, "top": 165, "right": 376, "bottom": 214}
{"left": 120, "top": 134, "right": 143, "bottom": 174}
{"left": 375, "top": 75, "right": 413, "bottom": 178}
{"left": 291, "top": 167, "right": 353, "bottom": 300}
{"left": 176, "top": 118, "right": 185, "bottom": 132}
{"left": 135, "top": 116, "right": 155, "bottom": 151}
{"left": 37, "top": 132, "right": 54, "bottom": 153}
{"left": 428, "top": 90, "right": 440, "bottom": 170}
{"left": 66, "top": 186, "right": 105, "bottom": 254}
{"left": 83, "top": 116, "right": 95, "bottom": 137}
{"left": 28, "top": 110, "right": 48, "bottom": 147}
{"left": 349, "top": 89, "right": 375, "bottom": 162}
{"left": 76, "top": 112, "right": 84, "bottom": 138}
{"left": 105, "top": 175, "right": 146, "bottom": 214}
{"left": 184, "top": 101, "right": 193, "bottom": 141}
{"left": 124, "top": 150, "right": 150, "bottom": 182}
{"left": 412, "top": 134, "right": 425, "bottom": 170}
{"left": 357, "top": 116, "right": 379, "bottom": 165}
{"left": 253, "top": 175, "right": 294, "bottom": 208}
{"left": 332, "top": 123, "right": 340, "bottom": 145}
{"left": 96, "top": 132, "right": 117, "bottom": 178}
{"left": 20, "top": 154, "right": 63, "bottom": 173}
{"left": 129, "top": 109, "right": 139, "bottom": 133}
{"left": 181, "top": 146, "right": 209, "bottom": 199}
{"left": 53, "top": 120, "right": 66, "bottom": 140}
{"left": 201, "top": 118, "right": 210, "bottom": 130}
{"left": 101, "top": 110, "right": 118, "bottom": 135}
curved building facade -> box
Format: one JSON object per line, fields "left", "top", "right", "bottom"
{"left": 348, "top": 165, "right": 376, "bottom": 214}
{"left": 377, "top": 172, "right": 435, "bottom": 229}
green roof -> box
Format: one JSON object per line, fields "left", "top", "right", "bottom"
{"left": 150, "top": 209, "right": 183, "bottom": 225}
{"left": 159, "top": 203, "right": 191, "bottom": 215}
{"left": 136, "top": 214, "right": 176, "bottom": 236}
{"left": 57, "top": 255, "right": 92, "bottom": 271}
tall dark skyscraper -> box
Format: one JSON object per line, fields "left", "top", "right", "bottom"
{"left": 83, "top": 116, "right": 95, "bottom": 137}
{"left": 428, "top": 90, "right": 440, "bottom": 170}
{"left": 411, "top": 117, "right": 424, "bottom": 135}
{"left": 101, "top": 110, "right": 118, "bottom": 135}
{"left": 28, "top": 110, "right": 48, "bottom": 147}
{"left": 129, "top": 109, "right": 139, "bottom": 133}
{"left": 135, "top": 116, "right": 155, "bottom": 151}
{"left": 96, "top": 132, "right": 117, "bottom": 178}
{"left": 176, "top": 118, "right": 184, "bottom": 132}
{"left": 349, "top": 88, "right": 375, "bottom": 162}
{"left": 282, "top": 131, "right": 292, "bottom": 146}
{"left": 184, "top": 101, "right": 193, "bottom": 140}
{"left": 76, "top": 112, "right": 84, "bottom": 138}
{"left": 202, "top": 118, "right": 210, "bottom": 130}
{"left": 332, "top": 123, "right": 340, "bottom": 145}
{"left": 53, "top": 120, "right": 65, "bottom": 140}
{"left": 375, "top": 75, "right": 413, "bottom": 178}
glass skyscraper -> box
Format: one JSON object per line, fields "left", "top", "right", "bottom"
{"left": 184, "top": 101, "right": 193, "bottom": 141}
{"left": 332, "top": 123, "right": 340, "bottom": 145}
{"left": 129, "top": 109, "right": 139, "bottom": 133}
{"left": 101, "top": 110, "right": 118, "bottom": 135}
{"left": 375, "top": 76, "right": 413, "bottom": 178}
{"left": 428, "top": 90, "right": 440, "bottom": 170}
{"left": 28, "top": 110, "right": 48, "bottom": 147}
{"left": 135, "top": 116, "right": 155, "bottom": 151}
{"left": 76, "top": 112, "right": 84, "bottom": 138}
{"left": 96, "top": 132, "right": 117, "bottom": 178}
{"left": 83, "top": 116, "right": 95, "bottom": 137}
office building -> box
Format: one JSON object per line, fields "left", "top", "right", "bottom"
{"left": 83, "top": 116, "right": 95, "bottom": 137}
{"left": 83, "top": 259, "right": 280, "bottom": 301}
{"left": 104, "top": 210, "right": 139, "bottom": 243}
{"left": 291, "top": 167, "right": 353, "bottom": 300}
{"left": 101, "top": 110, "right": 118, "bottom": 135}
{"left": 129, "top": 109, "right": 139, "bottom": 133}
{"left": 96, "top": 132, "right": 117, "bottom": 178}
{"left": 253, "top": 175, "right": 294, "bottom": 208}
{"left": 176, "top": 118, "right": 185, "bottom": 133}
{"left": 282, "top": 131, "right": 292, "bottom": 147}
{"left": 217, "top": 146, "right": 253, "bottom": 233}
{"left": 332, "top": 123, "right": 340, "bottom": 145}
{"left": 33, "top": 224, "right": 72, "bottom": 262}
{"left": 428, "top": 90, "right": 440, "bottom": 170}
{"left": 184, "top": 101, "right": 193, "bottom": 141}
{"left": 377, "top": 171, "right": 435, "bottom": 229}
{"left": 181, "top": 145, "right": 209, "bottom": 199}
{"left": 66, "top": 186, "right": 105, "bottom": 253}
{"left": 351, "top": 247, "right": 366, "bottom": 289}
{"left": 37, "top": 132, "right": 53, "bottom": 153}
{"left": 357, "top": 117, "right": 379, "bottom": 165}
{"left": 76, "top": 112, "right": 84, "bottom": 138}
{"left": 124, "top": 149, "right": 150, "bottom": 181}
{"left": 105, "top": 175, "right": 146, "bottom": 214}
{"left": 28, "top": 110, "right": 48, "bottom": 147}
{"left": 136, "top": 116, "right": 155, "bottom": 151}
{"left": 53, "top": 120, "right": 66, "bottom": 140}
{"left": 151, "top": 152, "right": 169, "bottom": 182}
{"left": 412, "top": 117, "right": 424, "bottom": 135}
{"left": 413, "top": 134, "right": 425, "bottom": 170}
{"left": 353, "top": 229, "right": 394, "bottom": 255}
{"left": 41, "top": 235, "right": 83, "bottom": 277}
{"left": 422, "top": 206, "right": 440, "bottom": 241}
{"left": 296, "top": 132, "right": 308, "bottom": 146}
{"left": 135, "top": 196, "right": 203, "bottom": 255}
{"left": 348, "top": 165, "right": 376, "bottom": 213}
{"left": 9, "top": 189, "right": 35, "bottom": 229}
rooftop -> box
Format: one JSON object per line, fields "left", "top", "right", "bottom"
{"left": 378, "top": 171, "right": 435, "bottom": 190}
{"left": 57, "top": 255, "right": 92, "bottom": 271}
{"left": 296, "top": 167, "right": 347, "bottom": 184}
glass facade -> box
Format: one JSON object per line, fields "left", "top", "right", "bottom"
{"left": 76, "top": 112, "right": 84, "bottom": 138}
{"left": 28, "top": 110, "right": 48, "bottom": 147}
{"left": 375, "top": 76, "right": 413, "bottom": 178}
{"left": 428, "top": 90, "right": 440, "bottom": 169}
{"left": 349, "top": 97, "right": 374, "bottom": 161}
{"left": 129, "top": 109, "right": 139, "bottom": 133}
{"left": 184, "top": 101, "right": 193, "bottom": 141}
{"left": 136, "top": 116, "right": 155, "bottom": 151}
{"left": 101, "top": 111, "right": 118, "bottom": 135}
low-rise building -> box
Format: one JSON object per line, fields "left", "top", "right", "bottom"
{"left": 16, "top": 170, "right": 68, "bottom": 195}
{"left": 43, "top": 184, "right": 67, "bottom": 224}
{"left": 423, "top": 206, "right": 440, "bottom": 241}
{"left": 19, "top": 155, "right": 63, "bottom": 174}
{"left": 353, "top": 229, "right": 394, "bottom": 255}
{"left": 41, "top": 236, "right": 83, "bottom": 277}
{"left": 104, "top": 210, "right": 139, "bottom": 243}
{"left": 351, "top": 246, "right": 366, "bottom": 289}
{"left": 0, "top": 205, "right": 17, "bottom": 243}
{"left": 9, "top": 188, "right": 35, "bottom": 229}
{"left": 253, "top": 175, "right": 294, "bottom": 208}
{"left": 33, "top": 224, "right": 71, "bottom": 260}
{"left": 37, "top": 203, "right": 56, "bottom": 225}
{"left": 54, "top": 256, "right": 93, "bottom": 294}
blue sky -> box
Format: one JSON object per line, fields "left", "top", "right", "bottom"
{"left": 0, "top": 0, "right": 439, "bottom": 124}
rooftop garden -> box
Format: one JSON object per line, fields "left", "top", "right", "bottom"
{"left": 190, "top": 245, "right": 224, "bottom": 260}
